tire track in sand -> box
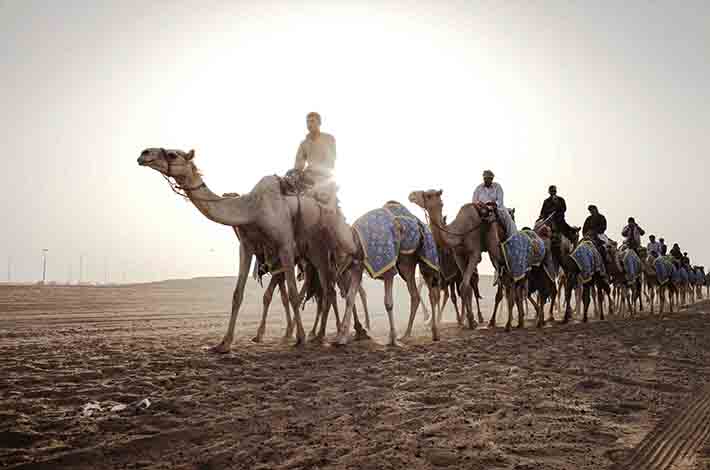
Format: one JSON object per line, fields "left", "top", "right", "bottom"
{"left": 618, "top": 384, "right": 710, "bottom": 470}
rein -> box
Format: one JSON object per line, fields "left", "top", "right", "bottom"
{"left": 424, "top": 210, "right": 482, "bottom": 237}
{"left": 161, "top": 159, "right": 230, "bottom": 203}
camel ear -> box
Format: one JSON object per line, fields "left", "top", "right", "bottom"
{"left": 186, "top": 149, "right": 195, "bottom": 160}
{"left": 436, "top": 190, "right": 443, "bottom": 197}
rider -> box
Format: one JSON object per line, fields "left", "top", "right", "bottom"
{"left": 646, "top": 234, "right": 662, "bottom": 257}
{"left": 582, "top": 204, "right": 608, "bottom": 259}
{"left": 292, "top": 112, "right": 355, "bottom": 257}
{"left": 293, "top": 112, "right": 337, "bottom": 202}
{"left": 670, "top": 243, "right": 683, "bottom": 261}
{"left": 538, "top": 185, "right": 578, "bottom": 240}
{"left": 621, "top": 217, "right": 645, "bottom": 254}
{"left": 659, "top": 238, "right": 668, "bottom": 255}
{"left": 472, "top": 170, "right": 517, "bottom": 237}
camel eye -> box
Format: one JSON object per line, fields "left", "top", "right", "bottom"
{"left": 167, "top": 153, "right": 177, "bottom": 160}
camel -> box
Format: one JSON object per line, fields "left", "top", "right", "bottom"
{"left": 334, "top": 201, "right": 442, "bottom": 346}
{"left": 488, "top": 226, "right": 554, "bottom": 330}
{"left": 137, "top": 147, "right": 360, "bottom": 351}
{"left": 605, "top": 243, "right": 643, "bottom": 317}
{"left": 408, "top": 190, "right": 488, "bottom": 330}
{"left": 419, "top": 246, "right": 481, "bottom": 327}
{"left": 561, "top": 238, "right": 613, "bottom": 323}
{"left": 652, "top": 255, "right": 678, "bottom": 314}
{"left": 643, "top": 254, "right": 660, "bottom": 314}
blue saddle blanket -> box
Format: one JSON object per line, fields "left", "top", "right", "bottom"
{"left": 353, "top": 202, "right": 439, "bottom": 278}
{"left": 679, "top": 267, "right": 689, "bottom": 284}
{"left": 655, "top": 256, "right": 676, "bottom": 286}
{"left": 571, "top": 240, "right": 606, "bottom": 284}
{"left": 619, "top": 249, "right": 641, "bottom": 284}
{"left": 501, "top": 229, "right": 546, "bottom": 281}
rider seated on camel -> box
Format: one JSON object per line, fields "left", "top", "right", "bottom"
{"left": 538, "top": 185, "right": 579, "bottom": 241}
{"left": 291, "top": 112, "right": 337, "bottom": 205}
{"left": 288, "top": 112, "right": 355, "bottom": 258}
{"left": 583, "top": 204, "right": 609, "bottom": 260}
{"left": 472, "top": 169, "right": 517, "bottom": 238}
{"left": 621, "top": 217, "right": 645, "bottom": 255}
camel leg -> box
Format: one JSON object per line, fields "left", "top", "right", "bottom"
{"left": 278, "top": 276, "right": 294, "bottom": 340}
{"left": 417, "top": 276, "right": 430, "bottom": 322}
{"left": 504, "top": 285, "right": 515, "bottom": 332}
{"left": 310, "top": 295, "right": 322, "bottom": 339}
{"left": 582, "top": 285, "right": 591, "bottom": 322}
{"left": 401, "top": 261, "right": 421, "bottom": 339}
{"left": 358, "top": 286, "right": 371, "bottom": 331}
{"left": 451, "top": 283, "right": 463, "bottom": 326}
{"left": 428, "top": 280, "right": 440, "bottom": 341}
{"left": 563, "top": 274, "right": 575, "bottom": 323}
{"left": 439, "top": 287, "right": 450, "bottom": 323}
{"left": 489, "top": 284, "right": 504, "bottom": 328}
{"left": 460, "top": 259, "right": 479, "bottom": 329}
{"left": 282, "top": 259, "right": 306, "bottom": 346}
{"left": 547, "top": 278, "right": 557, "bottom": 323}
{"left": 516, "top": 285, "right": 526, "bottom": 329}
{"left": 384, "top": 273, "right": 398, "bottom": 346}
{"left": 528, "top": 293, "right": 543, "bottom": 327}
{"left": 473, "top": 275, "right": 485, "bottom": 324}
{"left": 352, "top": 304, "right": 370, "bottom": 341}
{"left": 211, "top": 245, "right": 253, "bottom": 353}
{"left": 253, "top": 275, "right": 279, "bottom": 343}
{"left": 335, "top": 264, "right": 364, "bottom": 346}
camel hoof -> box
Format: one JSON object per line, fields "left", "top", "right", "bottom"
{"left": 251, "top": 336, "right": 263, "bottom": 344}
{"left": 309, "top": 334, "right": 325, "bottom": 344}
{"left": 354, "top": 331, "right": 371, "bottom": 342}
{"left": 487, "top": 321, "right": 496, "bottom": 329}
{"left": 208, "top": 342, "right": 231, "bottom": 354}
{"left": 387, "top": 340, "right": 402, "bottom": 348}
{"left": 536, "top": 322, "right": 544, "bottom": 328}
{"left": 334, "top": 335, "right": 349, "bottom": 347}
{"left": 504, "top": 325, "right": 511, "bottom": 333}
{"left": 432, "top": 333, "right": 440, "bottom": 342}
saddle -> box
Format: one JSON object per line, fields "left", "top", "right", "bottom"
{"left": 280, "top": 168, "right": 338, "bottom": 207}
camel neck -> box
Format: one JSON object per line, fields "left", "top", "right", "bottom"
{"left": 183, "top": 175, "right": 256, "bottom": 227}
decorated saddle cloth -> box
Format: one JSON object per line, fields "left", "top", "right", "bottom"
{"left": 679, "top": 267, "right": 690, "bottom": 284}
{"left": 655, "top": 256, "right": 677, "bottom": 286}
{"left": 501, "top": 229, "right": 547, "bottom": 282}
{"left": 571, "top": 240, "right": 606, "bottom": 284}
{"left": 353, "top": 202, "right": 439, "bottom": 278}
{"left": 616, "top": 248, "right": 642, "bottom": 284}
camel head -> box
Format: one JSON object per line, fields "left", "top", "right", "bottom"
{"left": 408, "top": 190, "right": 443, "bottom": 213}
{"left": 137, "top": 148, "right": 199, "bottom": 185}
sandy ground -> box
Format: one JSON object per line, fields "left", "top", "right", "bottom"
{"left": 2, "top": 277, "right": 710, "bottom": 470}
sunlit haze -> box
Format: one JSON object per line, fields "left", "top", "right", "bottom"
{"left": 2, "top": 0, "right": 708, "bottom": 283}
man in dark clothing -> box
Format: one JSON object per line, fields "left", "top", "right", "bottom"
{"left": 583, "top": 205, "right": 608, "bottom": 260}
{"left": 670, "top": 243, "right": 682, "bottom": 260}
{"left": 583, "top": 205, "right": 607, "bottom": 237}
{"left": 659, "top": 238, "right": 668, "bottom": 255}
{"left": 682, "top": 252, "right": 690, "bottom": 267}
{"left": 539, "top": 185, "right": 577, "bottom": 240}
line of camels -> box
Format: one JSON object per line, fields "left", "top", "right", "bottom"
{"left": 138, "top": 148, "right": 709, "bottom": 353}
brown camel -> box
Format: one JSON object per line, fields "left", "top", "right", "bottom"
{"left": 408, "top": 190, "right": 488, "bottom": 330}
{"left": 138, "top": 148, "right": 358, "bottom": 351}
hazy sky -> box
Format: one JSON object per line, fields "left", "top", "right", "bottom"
{"left": 1, "top": 0, "right": 708, "bottom": 283}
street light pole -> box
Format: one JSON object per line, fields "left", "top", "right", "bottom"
{"left": 41, "top": 249, "right": 49, "bottom": 284}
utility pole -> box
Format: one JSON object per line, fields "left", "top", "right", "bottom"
{"left": 41, "top": 249, "right": 49, "bottom": 284}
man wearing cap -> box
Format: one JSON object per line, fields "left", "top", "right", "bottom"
{"left": 646, "top": 235, "right": 662, "bottom": 257}
{"left": 472, "top": 170, "right": 517, "bottom": 236}
{"left": 538, "top": 185, "right": 577, "bottom": 240}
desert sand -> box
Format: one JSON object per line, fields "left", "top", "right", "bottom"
{"left": 2, "top": 277, "right": 710, "bottom": 469}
